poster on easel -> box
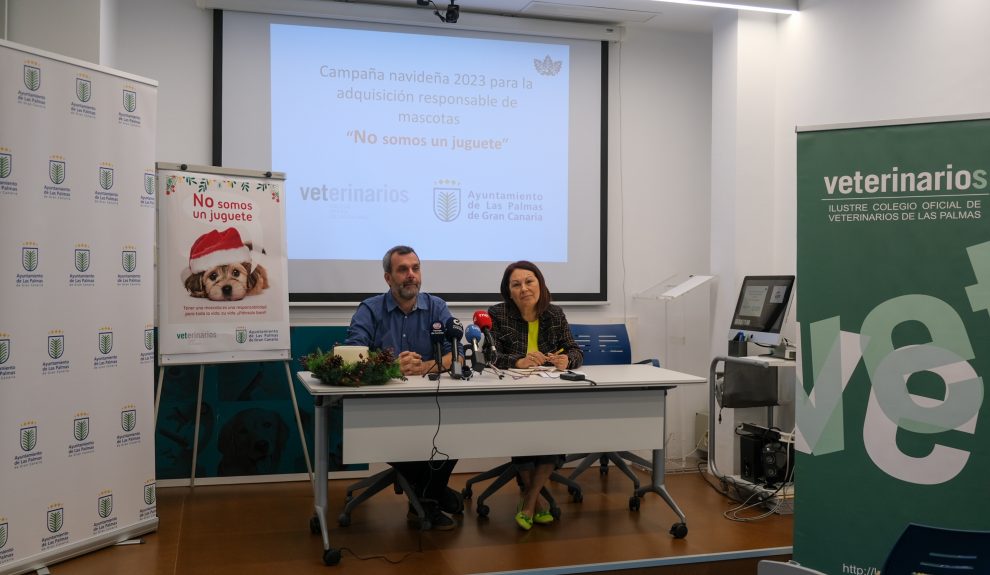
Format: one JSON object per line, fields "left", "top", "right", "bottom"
{"left": 156, "top": 163, "right": 290, "bottom": 365}
{"left": 0, "top": 39, "right": 158, "bottom": 574}
{"left": 795, "top": 114, "right": 990, "bottom": 574}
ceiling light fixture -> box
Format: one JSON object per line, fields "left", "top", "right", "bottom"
{"left": 648, "top": 0, "right": 798, "bottom": 15}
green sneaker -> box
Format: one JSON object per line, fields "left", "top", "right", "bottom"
{"left": 533, "top": 509, "right": 555, "bottom": 524}
{"left": 514, "top": 511, "right": 533, "bottom": 531}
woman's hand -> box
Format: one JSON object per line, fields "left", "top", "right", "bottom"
{"left": 548, "top": 353, "right": 569, "bottom": 370}
{"left": 516, "top": 351, "right": 547, "bottom": 368}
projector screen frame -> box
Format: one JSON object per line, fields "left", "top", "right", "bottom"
{"left": 211, "top": 9, "right": 609, "bottom": 305}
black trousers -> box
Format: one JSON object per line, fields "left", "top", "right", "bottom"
{"left": 389, "top": 459, "right": 457, "bottom": 500}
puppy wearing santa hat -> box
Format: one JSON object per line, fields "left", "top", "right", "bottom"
{"left": 181, "top": 227, "right": 268, "bottom": 301}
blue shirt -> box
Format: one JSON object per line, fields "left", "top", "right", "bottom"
{"left": 345, "top": 291, "right": 457, "bottom": 360}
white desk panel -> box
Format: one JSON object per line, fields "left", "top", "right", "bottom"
{"left": 342, "top": 389, "right": 665, "bottom": 463}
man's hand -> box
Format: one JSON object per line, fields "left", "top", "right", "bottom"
{"left": 398, "top": 351, "right": 424, "bottom": 375}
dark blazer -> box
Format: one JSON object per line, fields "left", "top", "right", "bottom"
{"left": 488, "top": 302, "right": 583, "bottom": 370}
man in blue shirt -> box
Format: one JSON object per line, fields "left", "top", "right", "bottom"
{"left": 345, "top": 245, "right": 461, "bottom": 530}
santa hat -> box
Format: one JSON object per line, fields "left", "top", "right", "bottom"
{"left": 186, "top": 228, "right": 251, "bottom": 276}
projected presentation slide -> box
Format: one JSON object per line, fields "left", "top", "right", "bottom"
{"left": 271, "top": 24, "right": 570, "bottom": 262}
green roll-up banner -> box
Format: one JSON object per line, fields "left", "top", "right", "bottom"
{"left": 795, "top": 116, "right": 990, "bottom": 573}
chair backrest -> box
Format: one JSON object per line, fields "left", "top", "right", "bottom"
{"left": 882, "top": 523, "right": 990, "bottom": 575}
{"left": 569, "top": 324, "right": 632, "bottom": 365}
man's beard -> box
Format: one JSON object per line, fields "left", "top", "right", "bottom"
{"left": 396, "top": 282, "right": 420, "bottom": 300}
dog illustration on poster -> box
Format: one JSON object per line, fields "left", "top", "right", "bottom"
{"left": 181, "top": 227, "right": 268, "bottom": 301}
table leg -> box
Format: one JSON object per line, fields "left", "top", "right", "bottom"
{"left": 311, "top": 396, "right": 340, "bottom": 565}
{"left": 633, "top": 389, "right": 688, "bottom": 538}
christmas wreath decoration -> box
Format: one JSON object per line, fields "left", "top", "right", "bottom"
{"left": 303, "top": 347, "right": 402, "bottom": 387}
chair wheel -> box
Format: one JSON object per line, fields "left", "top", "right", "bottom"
{"left": 629, "top": 496, "right": 641, "bottom": 511}
{"left": 550, "top": 507, "right": 561, "bottom": 520}
{"left": 338, "top": 513, "right": 351, "bottom": 527}
{"left": 462, "top": 487, "right": 472, "bottom": 500}
{"left": 323, "top": 548, "right": 342, "bottom": 565}
{"left": 599, "top": 466, "right": 608, "bottom": 475}
{"left": 309, "top": 516, "right": 321, "bottom": 534}
{"left": 670, "top": 522, "right": 688, "bottom": 538}
{"left": 567, "top": 486, "right": 578, "bottom": 496}
{"left": 477, "top": 504, "right": 490, "bottom": 517}
{"left": 572, "top": 490, "right": 584, "bottom": 503}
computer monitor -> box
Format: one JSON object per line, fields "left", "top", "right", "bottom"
{"left": 727, "top": 275, "right": 795, "bottom": 347}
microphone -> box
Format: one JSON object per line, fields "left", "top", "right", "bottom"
{"left": 444, "top": 317, "right": 464, "bottom": 379}
{"left": 429, "top": 321, "right": 445, "bottom": 375}
{"left": 473, "top": 310, "right": 496, "bottom": 356}
{"left": 465, "top": 324, "right": 485, "bottom": 372}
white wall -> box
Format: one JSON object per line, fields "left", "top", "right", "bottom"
{"left": 773, "top": 0, "right": 990, "bottom": 280}
{"left": 8, "top": 0, "right": 102, "bottom": 63}
{"left": 112, "top": 0, "right": 213, "bottom": 164}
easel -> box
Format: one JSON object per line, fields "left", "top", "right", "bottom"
{"left": 154, "top": 163, "right": 303, "bottom": 488}
{"left": 154, "top": 354, "right": 313, "bottom": 487}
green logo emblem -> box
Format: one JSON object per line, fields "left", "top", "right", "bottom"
{"left": 76, "top": 78, "right": 91, "bottom": 102}
{"left": 75, "top": 248, "right": 90, "bottom": 272}
{"left": 235, "top": 328, "right": 247, "bottom": 344}
{"left": 99, "top": 331, "right": 113, "bottom": 355}
{"left": 46, "top": 508, "right": 63, "bottom": 533}
{"left": 433, "top": 187, "right": 461, "bottom": 222}
{"left": 0, "top": 521, "right": 7, "bottom": 549}
{"left": 74, "top": 417, "right": 90, "bottom": 441}
{"left": 144, "top": 483, "right": 156, "bottom": 505}
{"left": 99, "top": 166, "right": 113, "bottom": 190}
{"left": 123, "top": 90, "right": 136, "bottom": 113}
{"left": 98, "top": 494, "right": 113, "bottom": 518}
{"left": 49, "top": 160, "right": 65, "bottom": 185}
{"left": 23, "top": 65, "right": 40, "bottom": 91}
{"left": 0, "top": 152, "right": 11, "bottom": 179}
{"left": 20, "top": 426, "right": 37, "bottom": 451}
{"left": 122, "top": 250, "right": 137, "bottom": 273}
{"left": 144, "top": 172, "right": 155, "bottom": 196}
{"left": 22, "top": 246, "right": 39, "bottom": 272}
{"left": 48, "top": 334, "right": 64, "bottom": 359}
{"left": 144, "top": 329, "right": 154, "bottom": 351}
{"left": 0, "top": 338, "right": 9, "bottom": 365}
{"left": 121, "top": 409, "right": 136, "bottom": 432}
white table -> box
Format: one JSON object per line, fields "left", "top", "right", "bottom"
{"left": 297, "top": 363, "right": 705, "bottom": 565}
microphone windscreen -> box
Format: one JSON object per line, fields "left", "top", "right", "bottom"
{"left": 473, "top": 310, "right": 493, "bottom": 330}
{"left": 444, "top": 317, "right": 464, "bottom": 340}
{"left": 465, "top": 324, "right": 482, "bottom": 344}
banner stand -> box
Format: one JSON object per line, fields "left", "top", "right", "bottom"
{"left": 154, "top": 359, "right": 312, "bottom": 487}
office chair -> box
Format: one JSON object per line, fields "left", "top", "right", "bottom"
{"left": 337, "top": 468, "right": 434, "bottom": 529}
{"left": 881, "top": 523, "right": 990, "bottom": 575}
{"left": 461, "top": 460, "right": 566, "bottom": 520}
{"left": 557, "top": 323, "right": 659, "bottom": 506}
